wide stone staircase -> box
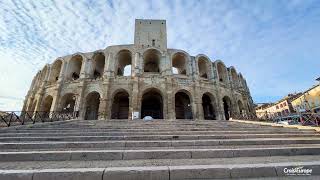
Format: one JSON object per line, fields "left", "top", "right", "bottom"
{"left": 0, "top": 119, "right": 319, "bottom": 179}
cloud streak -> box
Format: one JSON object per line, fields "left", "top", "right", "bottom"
{"left": 0, "top": 0, "right": 319, "bottom": 110}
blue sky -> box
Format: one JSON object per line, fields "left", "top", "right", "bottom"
{"left": 0, "top": 0, "right": 320, "bottom": 111}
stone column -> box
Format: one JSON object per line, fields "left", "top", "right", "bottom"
{"left": 105, "top": 53, "right": 115, "bottom": 77}
{"left": 75, "top": 82, "right": 86, "bottom": 119}
{"left": 34, "top": 92, "right": 44, "bottom": 113}
{"left": 132, "top": 52, "right": 140, "bottom": 76}
{"left": 215, "top": 88, "right": 225, "bottom": 120}
{"left": 80, "top": 56, "right": 89, "bottom": 79}
{"left": 51, "top": 61, "right": 68, "bottom": 112}
{"left": 98, "top": 98, "right": 107, "bottom": 120}
{"left": 166, "top": 78, "right": 174, "bottom": 120}
{"left": 130, "top": 52, "right": 141, "bottom": 120}
{"left": 131, "top": 77, "right": 140, "bottom": 120}
{"left": 193, "top": 84, "right": 202, "bottom": 120}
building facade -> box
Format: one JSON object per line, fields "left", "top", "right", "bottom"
{"left": 291, "top": 84, "right": 320, "bottom": 113}
{"left": 22, "top": 19, "right": 255, "bottom": 120}
{"left": 255, "top": 93, "right": 301, "bottom": 119}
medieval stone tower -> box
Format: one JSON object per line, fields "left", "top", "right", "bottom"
{"left": 22, "top": 19, "right": 255, "bottom": 120}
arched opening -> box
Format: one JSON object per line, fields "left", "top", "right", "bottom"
{"left": 202, "top": 93, "right": 216, "bottom": 120}
{"left": 67, "top": 55, "right": 83, "bottom": 80}
{"left": 42, "top": 95, "right": 53, "bottom": 112}
{"left": 172, "top": 53, "right": 187, "bottom": 75}
{"left": 238, "top": 100, "right": 244, "bottom": 115}
{"left": 141, "top": 89, "right": 163, "bottom": 119}
{"left": 230, "top": 68, "right": 238, "bottom": 86}
{"left": 175, "top": 91, "right": 193, "bottom": 119}
{"left": 111, "top": 90, "right": 129, "bottom": 119}
{"left": 91, "top": 53, "right": 105, "bottom": 79}
{"left": 198, "top": 57, "right": 209, "bottom": 79}
{"left": 223, "top": 96, "right": 232, "bottom": 120}
{"left": 217, "top": 62, "right": 228, "bottom": 83}
{"left": 116, "top": 50, "right": 132, "bottom": 76}
{"left": 143, "top": 49, "right": 161, "bottom": 73}
{"left": 41, "top": 95, "right": 53, "bottom": 118}
{"left": 60, "top": 93, "right": 76, "bottom": 113}
{"left": 49, "top": 60, "right": 62, "bottom": 83}
{"left": 84, "top": 92, "right": 100, "bottom": 120}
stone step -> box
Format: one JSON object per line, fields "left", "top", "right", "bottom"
{"left": 0, "top": 158, "right": 319, "bottom": 179}
{"left": 0, "top": 130, "right": 317, "bottom": 137}
{"left": 2, "top": 126, "right": 289, "bottom": 131}
{"left": 1, "top": 144, "right": 320, "bottom": 152}
{"left": 1, "top": 138, "right": 320, "bottom": 150}
{"left": 0, "top": 133, "right": 319, "bottom": 142}
{"left": 0, "top": 154, "right": 317, "bottom": 169}
{"left": 1, "top": 146, "right": 320, "bottom": 162}
{"left": 0, "top": 129, "right": 308, "bottom": 136}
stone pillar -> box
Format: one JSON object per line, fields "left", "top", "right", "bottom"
{"left": 98, "top": 98, "right": 107, "bottom": 120}
{"left": 193, "top": 83, "right": 202, "bottom": 120}
{"left": 132, "top": 52, "right": 140, "bottom": 76}
{"left": 58, "top": 61, "right": 67, "bottom": 82}
{"left": 131, "top": 77, "right": 140, "bottom": 119}
{"left": 130, "top": 52, "right": 141, "bottom": 120}
{"left": 75, "top": 82, "right": 86, "bottom": 119}
{"left": 80, "top": 56, "right": 89, "bottom": 79}
{"left": 166, "top": 78, "right": 174, "bottom": 120}
{"left": 34, "top": 92, "right": 44, "bottom": 112}
{"left": 160, "top": 54, "right": 170, "bottom": 76}
{"left": 105, "top": 53, "right": 115, "bottom": 77}
{"left": 215, "top": 88, "right": 225, "bottom": 120}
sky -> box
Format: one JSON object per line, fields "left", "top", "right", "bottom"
{"left": 0, "top": 0, "right": 320, "bottom": 111}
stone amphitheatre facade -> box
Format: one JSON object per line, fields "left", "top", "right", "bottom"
{"left": 22, "top": 19, "right": 255, "bottom": 120}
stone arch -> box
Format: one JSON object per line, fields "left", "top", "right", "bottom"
{"left": 197, "top": 56, "right": 210, "bottom": 79}
{"left": 143, "top": 49, "right": 161, "bottom": 73}
{"left": 91, "top": 52, "right": 105, "bottom": 79}
{"left": 116, "top": 50, "right": 132, "bottom": 76}
{"left": 175, "top": 90, "right": 193, "bottom": 119}
{"left": 229, "top": 67, "right": 238, "bottom": 86}
{"left": 202, "top": 92, "right": 216, "bottom": 120}
{"left": 111, "top": 89, "right": 130, "bottom": 119}
{"left": 84, "top": 91, "right": 100, "bottom": 120}
{"left": 41, "top": 95, "right": 53, "bottom": 118}
{"left": 67, "top": 54, "right": 83, "bottom": 80}
{"left": 42, "top": 95, "right": 53, "bottom": 112}
{"left": 216, "top": 61, "right": 228, "bottom": 83}
{"left": 222, "top": 96, "right": 232, "bottom": 120}
{"left": 141, "top": 88, "right": 163, "bottom": 119}
{"left": 49, "top": 60, "right": 62, "bottom": 83}
{"left": 172, "top": 52, "right": 187, "bottom": 75}
{"left": 60, "top": 93, "right": 77, "bottom": 112}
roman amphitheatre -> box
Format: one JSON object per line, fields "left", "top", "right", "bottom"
{"left": 22, "top": 19, "right": 255, "bottom": 121}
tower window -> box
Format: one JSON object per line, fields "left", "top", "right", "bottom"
{"left": 152, "top": 39, "right": 155, "bottom": 46}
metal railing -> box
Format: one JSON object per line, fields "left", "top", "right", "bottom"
{"left": 0, "top": 111, "right": 79, "bottom": 127}
{"left": 255, "top": 112, "right": 320, "bottom": 126}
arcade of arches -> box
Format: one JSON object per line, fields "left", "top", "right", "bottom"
{"left": 34, "top": 88, "right": 250, "bottom": 120}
